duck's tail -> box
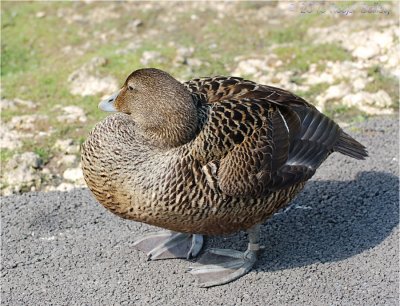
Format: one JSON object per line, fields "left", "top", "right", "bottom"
{"left": 333, "top": 131, "right": 368, "bottom": 160}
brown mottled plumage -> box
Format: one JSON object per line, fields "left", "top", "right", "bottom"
{"left": 81, "top": 68, "right": 367, "bottom": 236}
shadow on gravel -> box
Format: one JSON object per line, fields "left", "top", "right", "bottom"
{"left": 206, "top": 171, "right": 399, "bottom": 271}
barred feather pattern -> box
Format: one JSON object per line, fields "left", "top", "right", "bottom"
{"left": 81, "top": 74, "right": 367, "bottom": 235}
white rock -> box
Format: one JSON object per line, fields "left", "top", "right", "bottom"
{"left": 3, "top": 152, "right": 42, "bottom": 193}
{"left": 370, "top": 30, "right": 394, "bottom": 50}
{"left": 57, "top": 154, "right": 79, "bottom": 167}
{"left": 9, "top": 114, "right": 48, "bottom": 131}
{"left": 303, "top": 61, "right": 367, "bottom": 86}
{"left": 1, "top": 187, "right": 14, "bottom": 196}
{"left": 276, "top": 1, "right": 297, "bottom": 15}
{"left": 68, "top": 57, "right": 119, "bottom": 97}
{"left": 187, "top": 58, "right": 203, "bottom": 67}
{"left": 72, "top": 56, "right": 107, "bottom": 74}
{"left": 371, "top": 90, "right": 393, "bottom": 108}
{"left": 352, "top": 78, "right": 367, "bottom": 91}
{"left": 342, "top": 90, "right": 393, "bottom": 115}
{"left": 140, "top": 51, "right": 163, "bottom": 65}
{"left": 63, "top": 166, "right": 84, "bottom": 182}
{"left": 0, "top": 124, "right": 22, "bottom": 149}
{"left": 305, "top": 73, "right": 335, "bottom": 85}
{"left": 115, "top": 41, "right": 142, "bottom": 55}
{"left": 41, "top": 168, "right": 51, "bottom": 175}
{"left": 0, "top": 99, "right": 15, "bottom": 110}
{"left": 379, "top": 54, "right": 389, "bottom": 63}
{"left": 233, "top": 54, "right": 305, "bottom": 91}
{"left": 53, "top": 139, "right": 80, "bottom": 154}
{"left": 59, "top": 5, "right": 118, "bottom": 24}
{"left": 7, "top": 152, "right": 42, "bottom": 170}
{"left": 44, "top": 185, "right": 56, "bottom": 192}
{"left": 352, "top": 45, "right": 380, "bottom": 60}
{"left": 41, "top": 168, "right": 52, "bottom": 181}
{"left": 57, "top": 106, "right": 87, "bottom": 124}
{"left": 36, "top": 11, "right": 46, "bottom": 18}
{"left": 176, "top": 46, "right": 194, "bottom": 58}
{"left": 342, "top": 93, "right": 364, "bottom": 108}
{"left": 174, "top": 47, "right": 195, "bottom": 65}
{"left": 315, "top": 83, "right": 351, "bottom": 111}
{"left": 0, "top": 98, "right": 37, "bottom": 111}
{"left": 258, "top": 71, "right": 309, "bottom": 93}
{"left": 234, "top": 58, "right": 268, "bottom": 76}
{"left": 70, "top": 75, "right": 118, "bottom": 97}
{"left": 56, "top": 182, "right": 76, "bottom": 192}
{"left": 130, "top": 19, "right": 143, "bottom": 28}
{"left": 325, "top": 83, "right": 351, "bottom": 100}
{"left": 383, "top": 47, "right": 400, "bottom": 78}
{"left": 315, "top": 83, "right": 351, "bottom": 110}
{"left": 308, "top": 22, "right": 397, "bottom": 65}
{"left": 86, "top": 7, "right": 119, "bottom": 24}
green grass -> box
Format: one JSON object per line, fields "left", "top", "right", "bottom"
{"left": 33, "top": 147, "right": 52, "bottom": 165}
{"left": 365, "top": 65, "right": 400, "bottom": 110}
{"left": 0, "top": 149, "right": 15, "bottom": 168}
{"left": 274, "top": 43, "right": 352, "bottom": 73}
{"left": 296, "top": 83, "right": 331, "bottom": 102}
{"left": 324, "top": 104, "right": 369, "bottom": 122}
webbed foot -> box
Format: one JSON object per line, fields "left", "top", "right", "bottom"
{"left": 188, "top": 224, "right": 262, "bottom": 287}
{"left": 188, "top": 247, "right": 259, "bottom": 287}
{"left": 133, "top": 231, "right": 204, "bottom": 260}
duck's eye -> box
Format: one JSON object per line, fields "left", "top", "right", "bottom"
{"left": 128, "top": 85, "right": 134, "bottom": 91}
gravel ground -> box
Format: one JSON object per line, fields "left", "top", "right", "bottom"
{"left": 1, "top": 116, "right": 399, "bottom": 306}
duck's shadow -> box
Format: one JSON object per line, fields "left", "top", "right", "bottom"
{"left": 205, "top": 171, "right": 399, "bottom": 271}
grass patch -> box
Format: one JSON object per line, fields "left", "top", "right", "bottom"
{"left": 365, "top": 65, "right": 399, "bottom": 110}
{"left": 274, "top": 43, "right": 352, "bottom": 73}
{"left": 268, "top": 13, "right": 322, "bottom": 44}
{"left": 324, "top": 104, "right": 364, "bottom": 121}
{"left": 296, "top": 82, "right": 331, "bottom": 102}
{"left": 33, "top": 147, "right": 52, "bottom": 165}
{"left": 1, "top": 2, "right": 83, "bottom": 77}
{"left": 0, "top": 149, "right": 15, "bottom": 167}
{"left": 269, "top": 23, "right": 309, "bottom": 45}
{"left": 20, "top": 139, "right": 53, "bottom": 164}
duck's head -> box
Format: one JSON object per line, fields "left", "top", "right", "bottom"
{"left": 98, "top": 68, "right": 198, "bottom": 147}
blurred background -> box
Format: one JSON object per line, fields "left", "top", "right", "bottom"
{"left": 1, "top": 1, "right": 398, "bottom": 195}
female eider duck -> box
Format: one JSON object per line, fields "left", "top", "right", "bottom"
{"left": 81, "top": 68, "right": 367, "bottom": 287}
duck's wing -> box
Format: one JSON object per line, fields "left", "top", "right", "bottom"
{"left": 184, "top": 76, "right": 309, "bottom": 106}
{"left": 189, "top": 78, "right": 367, "bottom": 198}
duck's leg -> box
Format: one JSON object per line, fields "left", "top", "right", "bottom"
{"left": 188, "top": 224, "right": 262, "bottom": 288}
{"left": 133, "top": 231, "right": 204, "bottom": 260}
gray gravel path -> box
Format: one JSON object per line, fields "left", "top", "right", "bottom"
{"left": 2, "top": 116, "right": 399, "bottom": 306}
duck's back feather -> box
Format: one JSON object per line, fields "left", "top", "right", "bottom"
{"left": 185, "top": 76, "right": 367, "bottom": 198}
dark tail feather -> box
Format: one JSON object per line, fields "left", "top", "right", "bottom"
{"left": 333, "top": 131, "right": 368, "bottom": 160}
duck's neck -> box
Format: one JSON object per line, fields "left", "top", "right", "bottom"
{"left": 138, "top": 96, "right": 199, "bottom": 149}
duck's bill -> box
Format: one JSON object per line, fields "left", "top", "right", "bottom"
{"left": 98, "top": 91, "right": 119, "bottom": 112}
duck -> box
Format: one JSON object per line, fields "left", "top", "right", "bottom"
{"left": 81, "top": 68, "right": 367, "bottom": 287}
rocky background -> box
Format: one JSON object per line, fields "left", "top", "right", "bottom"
{"left": 1, "top": 1, "right": 399, "bottom": 195}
